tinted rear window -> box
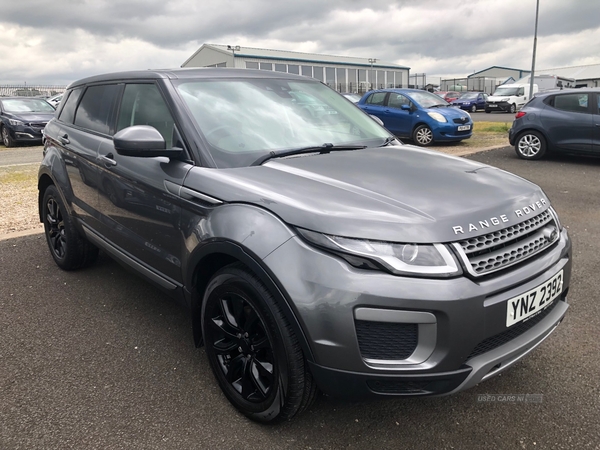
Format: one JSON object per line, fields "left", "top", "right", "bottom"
{"left": 58, "top": 88, "right": 83, "bottom": 124}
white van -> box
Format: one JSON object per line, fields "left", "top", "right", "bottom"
{"left": 485, "top": 83, "right": 538, "bottom": 113}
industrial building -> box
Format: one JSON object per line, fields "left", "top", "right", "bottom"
{"left": 182, "top": 44, "right": 410, "bottom": 94}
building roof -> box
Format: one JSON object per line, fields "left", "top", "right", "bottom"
{"left": 536, "top": 63, "right": 600, "bottom": 81}
{"left": 468, "top": 66, "right": 529, "bottom": 78}
{"left": 182, "top": 44, "right": 410, "bottom": 70}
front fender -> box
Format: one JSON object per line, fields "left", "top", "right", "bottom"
{"left": 181, "top": 204, "right": 315, "bottom": 361}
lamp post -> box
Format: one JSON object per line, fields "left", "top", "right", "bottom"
{"left": 529, "top": 0, "right": 540, "bottom": 101}
{"left": 227, "top": 45, "right": 240, "bottom": 68}
{"left": 368, "top": 58, "right": 377, "bottom": 89}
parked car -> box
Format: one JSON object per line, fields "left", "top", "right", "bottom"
{"left": 0, "top": 97, "right": 55, "bottom": 147}
{"left": 509, "top": 88, "right": 599, "bottom": 159}
{"left": 39, "top": 68, "right": 571, "bottom": 423}
{"left": 451, "top": 92, "right": 488, "bottom": 112}
{"left": 434, "top": 91, "right": 461, "bottom": 103}
{"left": 341, "top": 92, "right": 362, "bottom": 103}
{"left": 486, "top": 83, "right": 538, "bottom": 113}
{"left": 357, "top": 88, "right": 473, "bottom": 145}
{"left": 46, "top": 93, "right": 64, "bottom": 108}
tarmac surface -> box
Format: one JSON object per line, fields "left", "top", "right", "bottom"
{"left": 1, "top": 147, "right": 599, "bottom": 449}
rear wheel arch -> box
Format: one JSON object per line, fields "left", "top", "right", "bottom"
{"left": 187, "top": 242, "right": 315, "bottom": 363}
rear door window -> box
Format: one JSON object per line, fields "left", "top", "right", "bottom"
{"left": 365, "top": 92, "right": 387, "bottom": 106}
{"left": 553, "top": 93, "right": 590, "bottom": 113}
{"left": 74, "top": 84, "right": 120, "bottom": 134}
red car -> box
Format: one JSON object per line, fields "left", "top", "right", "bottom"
{"left": 434, "top": 91, "right": 461, "bottom": 103}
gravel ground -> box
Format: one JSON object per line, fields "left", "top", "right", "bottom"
{"left": 0, "top": 133, "right": 508, "bottom": 237}
{"left": 0, "top": 164, "right": 42, "bottom": 235}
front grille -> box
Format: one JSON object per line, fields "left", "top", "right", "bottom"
{"left": 28, "top": 122, "right": 47, "bottom": 129}
{"left": 466, "top": 299, "right": 559, "bottom": 360}
{"left": 453, "top": 209, "right": 559, "bottom": 277}
{"left": 453, "top": 118, "right": 469, "bottom": 124}
{"left": 355, "top": 320, "right": 418, "bottom": 361}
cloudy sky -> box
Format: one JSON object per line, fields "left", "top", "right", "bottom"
{"left": 2, "top": 0, "right": 599, "bottom": 85}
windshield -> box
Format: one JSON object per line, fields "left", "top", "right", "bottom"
{"left": 458, "top": 92, "right": 478, "bottom": 100}
{"left": 1, "top": 98, "right": 55, "bottom": 113}
{"left": 493, "top": 87, "right": 520, "bottom": 96}
{"left": 408, "top": 90, "right": 449, "bottom": 108}
{"left": 174, "top": 78, "right": 391, "bottom": 168}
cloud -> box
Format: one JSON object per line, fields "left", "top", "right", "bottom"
{"left": 0, "top": 0, "right": 598, "bottom": 84}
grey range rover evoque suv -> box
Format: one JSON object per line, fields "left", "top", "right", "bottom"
{"left": 38, "top": 68, "right": 571, "bottom": 423}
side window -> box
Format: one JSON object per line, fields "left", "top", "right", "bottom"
{"left": 517, "top": 87, "right": 524, "bottom": 96}
{"left": 388, "top": 93, "right": 410, "bottom": 109}
{"left": 366, "top": 92, "right": 386, "bottom": 106}
{"left": 117, "top": 84, "right": 175, "bottom": 148}
{"left": 58, "top": 88, "right": 84, "bottom": 124}
{"left": 74, "top": 84, "right": 119, "bottom": 134}
{"left": 554, "top": 94, "right": 589, "bottom": 113}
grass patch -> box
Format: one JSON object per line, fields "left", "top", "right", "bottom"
{"left": 473, "top": 121, "right": 511, "bottom": 133}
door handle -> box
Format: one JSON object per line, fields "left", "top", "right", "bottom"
{"left": 99, "top": 153, "right": 117, "bottom": 167}
{"left": 59, "top": 134, "right": 70, "bottom": 145}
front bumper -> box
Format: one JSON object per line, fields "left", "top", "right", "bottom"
{"left": 486, "top": 101, "right": 512, "bottom": 112}
{"left": 431, "top": 121, "right": 473, "bottom": 142}
{"left": 263, "top": 228, "right": 571, "bottom": 398}
{"left": 6, "top": 124, "right": 45, "bottom": 143}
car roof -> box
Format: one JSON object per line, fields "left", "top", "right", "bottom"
{"left": 67, "top": 68, "right": 310, "bottom": 89}
{"left": 533, "top": 87, "right": 600, "bottom": 98}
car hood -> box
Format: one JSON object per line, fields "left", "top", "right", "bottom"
{"left": 3, "top": 112, "right": 55, "bottom": 122}
{"left": 425, "top": 105, "right": 471, "bottom": 120}
{"left": 184, "top": 146, "right": 548, "bottom": 243}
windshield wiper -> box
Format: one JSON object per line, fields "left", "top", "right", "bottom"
{"left": 252, "top": 143, "right": 367, "bottom": 166}
{"left": 379, "top": 136, "right": 399, "bottom": 147}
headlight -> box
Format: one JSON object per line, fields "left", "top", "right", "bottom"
{"left": 427, "top": 112, "right": 447, "bottom": 123}
{"left": 297, "top": 228, "right": 461, "bottom": 278}
{"left": 8, "top": 119, "right": 24, "bottom": 126}
{"left": 501, "top": 97, "right": 510, "bottom": 102}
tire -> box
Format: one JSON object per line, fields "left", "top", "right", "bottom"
{"left": 413, "top": 125, "right": 434, "bottom": 146}
{"left": 2, "top": 125, "right": 15, "bottom": 148}
{"left": 509, "top": 103, "right": 517, "bottom": 114}
{"left": 42, "top": 185, "right": 99, "bottom": 270}
{"left": 515, "top": 131, "right": 547, "bottom": 160}
{"left": 470, "top": 104, "right": 477, "bottom": 113}
{"left": 202, "top": 263, "right": 318, "bottom": 423}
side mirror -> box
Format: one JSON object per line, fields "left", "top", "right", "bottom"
{"left": 401, "top": 104, "right": 411, "bottom": 111}
{"left": 113, "top": 125, "right": 182, "bottom": 158}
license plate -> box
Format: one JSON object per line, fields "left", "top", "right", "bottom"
{"left": 488, "top": 104, "right": 498, "bottom": 108}
{"left": 506, "top": 270, "right": 563, "bottom": 327}
{"left": 457, "top": 125, "right": 471, "bottom": 131}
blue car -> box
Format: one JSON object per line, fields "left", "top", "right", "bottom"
{"left": 451, "top": 92, "right": 488, "bottom": 112}
{"left": 357, "top": 89, "right": 473, "bottom": 146}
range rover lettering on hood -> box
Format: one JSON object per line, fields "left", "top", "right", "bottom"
{"left": 452, "top": 198, "right": 547, "bottom": 235}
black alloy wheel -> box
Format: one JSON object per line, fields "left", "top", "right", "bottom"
{"left": 45, "top": 196, "right": 67, "bottom": 260}
{"left": 42, "top": 185, "right": 98, "bottom": 270}
{"left": 202, "top": 264, "right": 317, "bottom": 423}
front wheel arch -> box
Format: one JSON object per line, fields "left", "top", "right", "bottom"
{"left": 187, "top": 242, "right": 315, "bottom": 363}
